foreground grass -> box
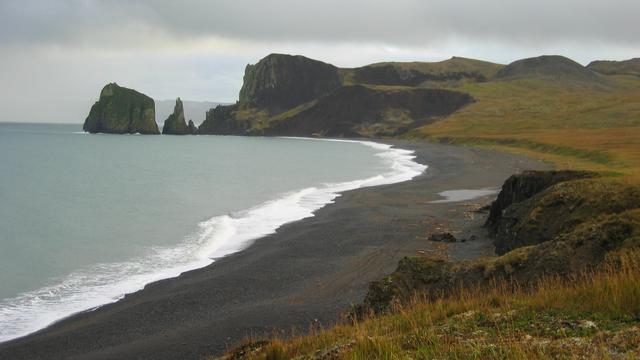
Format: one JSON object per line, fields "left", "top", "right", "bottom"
{"left": 218, "top": 250, "right": 640, "bottom": 359}
{"left": 409, "top": 77, "right": 640, "bottom": 176}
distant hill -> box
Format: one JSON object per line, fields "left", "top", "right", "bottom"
{"left": 343, "top": 56, "right": 504, "bottom": 87}
{"left": 495, "top": 55, "right": 608, "bottom": 86}
{"left": 587, "top": 58, "right": 640, "bottom": 77}
{"left": 155, "top": 100, "right": 225, "bottom": 125}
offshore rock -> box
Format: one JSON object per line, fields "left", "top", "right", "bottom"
{"left": 83, "top": 83, "right": 159, "bottom": 134}
{"left": 162, "top": 98, "right": 195, "bottom": 135}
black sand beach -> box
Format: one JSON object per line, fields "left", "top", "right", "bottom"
{"left": 0, "top": 140, "right": 548, "bottom": 359}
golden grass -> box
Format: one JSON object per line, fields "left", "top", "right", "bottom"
{"left": 218, "top": 250, "right": 640, "bottom": 359}
{"left": 410, "top": 77, "right": 640, "bottom": 177}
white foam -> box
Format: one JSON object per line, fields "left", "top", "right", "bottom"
{"left": 0, "top": 138, "right": 426, "bottom": 343}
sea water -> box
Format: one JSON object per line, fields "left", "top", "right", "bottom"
{"left": 0, "top": 123, "right": 426, "bottom": 342}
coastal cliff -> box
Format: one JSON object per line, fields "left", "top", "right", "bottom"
{"left": 162, "top": 98, "right": 196, "bottom": 135}
{"left": 359, "top": 171, "right": 640, "bottom": 314}
{"left": 83, "top": 83, "right": 159, "bottom": 134}
{"left": 198, "top": 54, "right": 476, "bottom": 136}
{"left": 262, "top": 85, "right": 473, "bottom": 137}
{"left": 238, "top": 53, "right": 341, "bottom": 113}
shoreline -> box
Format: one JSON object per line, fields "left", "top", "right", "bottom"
{"left": 0, "top": 140, "right": 549, "bottom": 359}
{"left": 0, "top": 136, "right": 425, "bottom": 343}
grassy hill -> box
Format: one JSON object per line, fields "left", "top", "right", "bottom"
{"left": 409, "top": 64, "right": 640, "bottom": 177}
{"left": 341, "top": 57, "right": 504, "bottom": 87}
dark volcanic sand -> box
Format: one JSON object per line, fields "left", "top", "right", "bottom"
{"left": 0, "top": 140, "right": 548, "bottom": 360}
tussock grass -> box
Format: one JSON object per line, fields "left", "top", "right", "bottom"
{"left": 218, "top": 250, "right": 640, "bottom": 359}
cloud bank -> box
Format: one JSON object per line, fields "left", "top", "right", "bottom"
{"left": 0, "top": 0, "right": 637, "bottom": 123}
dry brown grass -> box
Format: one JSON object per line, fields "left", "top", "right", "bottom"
{"left": 409, "top": 77, "right": 640, "bottom": 178}
{"left": 217, "top": 250, "right": 640, "bottom": 359}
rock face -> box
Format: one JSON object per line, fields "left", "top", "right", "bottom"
{"left": 262, "top": 85, "right": 473, "bottom": 137}
{"left": 238, "top": 54, "right": 341, "bottom": 113}
{"left": 83, "top": 83, "right": 159, "bottom": 134}
{"left": 197, "top": 53, "right": 474, "bottom": 137}
{"left": 485, "top": 170, "right": 596, "bottom": 234}
{"left": 360, "top": 207, "right": 640, "bottom": 314}
{"left": 198, "top": 104, "right": 244, "bottom": 135}
{"left": 187, "top": 120, "right": 197, "bottom": 134}
{"left": 481, "top": 170, "right": 640, "bottom": 257}
{"left": 357, "top": 172, "right": 640, "bottom": 314}
{"left": 162, "top": 98, "right": 196, "bottom": 135}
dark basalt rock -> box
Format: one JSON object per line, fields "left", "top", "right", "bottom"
{"left": 485, "top": 170, "right": 596, "bottom": 234}
{"left": 187, "top": 120, "right": 197, "bottom": 134}
{"left": 359, "top": 207, "right": 640, "bottom": 314}
{"left": 238, "top": 53, "right": 341, "bottom": 113}
{"left": 83, "top": 83, "right": 159, "bottom": 134}
{"left": 484, "top": 170, "right": 640, "bottom": 256}
{"left": 262, "top": 85, "right": 474, "bottom": 137}
{"left": 162, "top": 98, "right": 195, "bottom": 135}
{"left": 197, "top": 103, "right": 247, "bottom": 135}
{"left": 429, "top": 233, "right": 457, "bottom": 243}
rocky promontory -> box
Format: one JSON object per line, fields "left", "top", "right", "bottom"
{"left": 197, "top": 54, "right": 476, "bottom": 137}
{"left": 238, "top": 53, "right": 341, "bottom": 113}
{"left": 83, "top": 83, "right": 159, "bottom": 134}
{"left": 162, "top": 98, "right": 197, "bottom": 135}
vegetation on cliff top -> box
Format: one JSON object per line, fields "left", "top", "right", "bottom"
{"left": 83, "top": 83, "right": 159, "bottom": 134}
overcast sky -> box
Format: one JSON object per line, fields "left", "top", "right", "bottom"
{"left": 1, "top": 0, "right": 638, "bottom": 123}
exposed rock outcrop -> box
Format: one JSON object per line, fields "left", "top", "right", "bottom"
{"left": 198, "top": 104, "right": 245, "bottom": 135}
{"left": 162, "top": 98, "right": 196, "bottom": 135}
{"left": 198, "top": 54, "right": 476, "bottom": 137}
{"left": 187, "top": 120, "right": 197, "bottom": 134}
{"left": 360, "top": 208, "right": 640, "bottom": 314}
{"left": 263, "top": 85, "right": 474, "bottom": 137}
{"left": 489, "top": 177, "right": 640, "bottom": 255}
{"left": 357, "top": 172, "right": 640, "bottom": 314}
{"left": 485, "top": 170, "right": 596, "bottom": 235}
{"left": 83, "top": 83, "right": 159, "bottom": 134}
{"left": 238, "top": 54, "right": 341, "bottom": 114}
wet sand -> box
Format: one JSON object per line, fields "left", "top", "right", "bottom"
{"left": 0, "top": 140, "right": 548, "bottom": 359}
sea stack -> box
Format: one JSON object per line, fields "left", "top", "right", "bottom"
{"left": 83, "top": 83, "right": 159, "bottom": 134}
{"left": 162, "top": 98, "right": 196, "bottom": 135}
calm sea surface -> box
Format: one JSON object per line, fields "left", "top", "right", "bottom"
{"left": 0, "top": 122, "right": 425, "bottom": 341}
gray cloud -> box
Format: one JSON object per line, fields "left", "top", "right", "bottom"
{"left": 0, "top": 0, "right": 638, "bottom": 123}
{"left": 1, "top": 0, "right": 639, "bottom": 49}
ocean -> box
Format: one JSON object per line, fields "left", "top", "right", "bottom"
{"left": 0, "top": 123, "right": 425, "bottom": 342}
